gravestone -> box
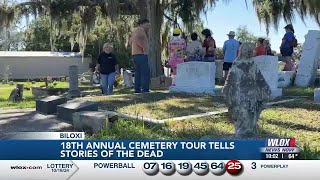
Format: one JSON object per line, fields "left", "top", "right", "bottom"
{"left": 164, "top": 67, "right": 171, "bottom": 77}
{"left": 254, "top": 55, "right": 282, "bottom": 98}
{"left": 9, "top": 81, "right": 14, "bottom": 85}
{"left": 68, "top": 65, "right": 80, "bottom": 98}
{"left": 278, "top": 71, "right": 295, "bottom": 88}
{"left": 150, "top": 76, "right": 172, "bottom": 89}
{"left": 215, "top": 60, "right": 224, "bottom": 83}
{"left": 169, "top": 62, "right": 216, "bottom": 95}
{"left": 57, "top": 100, "right": 98, "bottom": 122}
{"left": 295, "top": 30, "right": 320, "bottom": 87}
{"left": 8, "top": 84, "right": 24, "bottom": 102}
{"left": 31, "top": 81, "right": 36, "bottom": 84}
{"left": 122, "top": 69, "right": 134, "bottom": 88}
{"left": 73, "top": 111, "right": 118, "bottom": 133}
{"left": 36, "top": 96, "right": 67, "bottom": 115}
{"left": 315, "top": 88, "right": 320, "bottom": 103}
{"left": 2, "top": 80, "right": 5, "bottom": 84}
{"left": 223, "top": 43, "right": 271, "bottom": 138}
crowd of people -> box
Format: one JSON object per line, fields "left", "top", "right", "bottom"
{"left": 94, "top": 18, "right": 297, "bottom": 94}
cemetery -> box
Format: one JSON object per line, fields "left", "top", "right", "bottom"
{"left": 0, "top": 0, "right": 320, "bottom": 160}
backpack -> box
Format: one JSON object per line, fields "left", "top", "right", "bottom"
{"left": 291, "top": 36, "right": 298, "bottom": 48}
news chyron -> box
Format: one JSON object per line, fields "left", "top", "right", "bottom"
{"left": 261, "top": 138, "right": 300, "bottom": 160}
{"left": 1, "top": 134, "right": 319, "bottom": 180}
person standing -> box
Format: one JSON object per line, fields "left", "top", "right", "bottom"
{"left": 254, "top": 37, "right": 266, "bottom": 56}
{"left": 130, "top": 19, "right": 151, "bottom": 93}
{"left": 222, "top": 31, "right": 239, "bottom": 80}
{"left": 95, "top": 43, "right": 119, "bottom": 95}
{"left": 263, "top": 39, "right": 274, "bottom": 56}
{"left": 168, "top": 28, "right": 187, "bottom": 86}
{"left": 280, "top": 24, "right": 296, "bottom": 71}
{"left": 186, "top": 32, "right": 204, "bottom": 62}
{"left": 201, "top": 29, "right": 216, "bottom": 62}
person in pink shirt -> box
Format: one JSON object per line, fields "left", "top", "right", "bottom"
{"left": 168, "top": 28, "right": 187, "bottom": 86}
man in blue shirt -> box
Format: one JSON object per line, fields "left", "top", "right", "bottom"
{"left": 223, "top": 31, "right": 239, "bottom": 80}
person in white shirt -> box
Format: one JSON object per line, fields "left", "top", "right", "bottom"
{"left": 186, "top": 33, "right": 205, "bottom": 62}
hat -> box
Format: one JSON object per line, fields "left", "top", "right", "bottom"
{"left": 284, "top": 24, "right": 295, "bottom": 33}
{"left": 227, "top": 31, "right": 236, "bottom": 36}
{"left": 173, "top": 28, "right": 181, "bottom": 35}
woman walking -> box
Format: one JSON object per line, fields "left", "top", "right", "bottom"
{"left": 94, "top": 43, "right": 119, "bottom": 95}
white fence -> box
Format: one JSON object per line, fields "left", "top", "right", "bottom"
{"left": 0, "top": 51, "right": 91, "bottom": 80}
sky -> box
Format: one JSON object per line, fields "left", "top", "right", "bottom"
{"left": 14, "top": 0, "right": 319, "bottom": 53}
{"left": 201, "top": 1, "right": 320, "bottom": 52}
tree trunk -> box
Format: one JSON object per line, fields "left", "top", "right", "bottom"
{"left": 147, "top": 0, "right": 164, "bottom": 77}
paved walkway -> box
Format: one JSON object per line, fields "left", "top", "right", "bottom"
{"left": 0, "top": 108, "right": 72, "bottom": 139}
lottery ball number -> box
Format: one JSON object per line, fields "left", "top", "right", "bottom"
{"left": 210, "top": 161, "right": 226, "bottom": 175}
{"left": 160, "top": 162, "right": 176, "bottom": 176}
{"left": 143, "top": 162, "right": 159, "bottom": 176}
{"left": 176, "top": 162, "right": 193, "bottom": 176}
{"left": 226, "top": 160, "right": 243, "bottom": 175}
{"left": 193, "top": 162, "right": 209, "bottom": 176}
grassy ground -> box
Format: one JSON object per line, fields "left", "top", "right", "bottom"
{"left": 0, "top": 81, "right": 69, "bottom": 89}
{"left": 85, "top": 92, "right": 226, "bottom": 119}
{"left": 0, "top": 81, "right": 99, "bottom": 109}
{"left": 283, "top": 87, "right": 315, "bottom": 97}
{"left": 92, "top": 98, "right": 320, "bottom": 159}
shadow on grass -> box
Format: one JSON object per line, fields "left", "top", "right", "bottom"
{"left": 92, "top": 115, "right": 232, "bottom": 140}
{"left": 266, "top": 119, "right": 320, "bottom": 133}
{"left": 270, "top": 99, "right": 320, "bottom": 111}
{"left": 283, "top": 87, "right": 315, "bottom": 97}
{"left": 93, "top": 92, "right": 224, "bottom": 112}
{"left": 0, "top": 110, "right": 72, "bottom": 139}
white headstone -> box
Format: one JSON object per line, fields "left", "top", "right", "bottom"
{"left": 169, "top": 62, "right": 216, "bottom": 95}
{"left": 164, "top": 67, "right": 171, "bottom": 77}
{"left": 315, "top": 88, "right": 320, "bottom": 103}
{"left": 278, "top": 71, "right": 295, "bottom": 88}
{"left": 295, "top": 30, "right": 320, "bottom": 87}
{"left": 123, "top": 70, "right": 134, "bottom": 88}
{"left": 254, "top": 55, "right": 282, "bottom": 98}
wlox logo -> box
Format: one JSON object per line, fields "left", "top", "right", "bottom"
{"left": 266, "top": 138, "right": 295, "bottom": 147}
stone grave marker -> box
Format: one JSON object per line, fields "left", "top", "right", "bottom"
{"left": 170, "top": 62, "right": 216, "bottom": 95}
{"left": 9, "top": 81, "right": 14, "bottom": 85}
{"left": 295, "top": 30, "right": 320, "bottom": 87}
{"left": 73, "top": 111, "right": 118, "bottom": 133}
{"left": 223, "top": 43, "right": 271, "bottom": 138}
{"left": 254, "top": 55, "right": 282, "bottom": 98}
{"left": 36, "top": 96, "right": 67, "bottom": 115}
{"left": 57, "top": 100, "right": 98, "bottom": 122}
{"left": 315, "top": 88, "right": 320, "bottom": 103}
{"left": 8, "top": 84, "right": 24, "bottom": 102}
{"left": 150, "top": 76, "right": 172, "bottom": 89}
{"left": 278, "top": 71, "right": 295, "bottom": 88}
{"left": 122, "top": 69, "right": 134, "bottom": 88}
{"left": 68, "top": 65, "right": 80, "bottom": 98}
{"left": 163, "top": 67, "right": 171, "bottom": 77}
{"left": 215, "top": 60, "right": 224, "bottom": 83}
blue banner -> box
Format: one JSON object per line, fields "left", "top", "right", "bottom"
{"left": 0, "top": 140, "right": 266, "bottom": 160}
